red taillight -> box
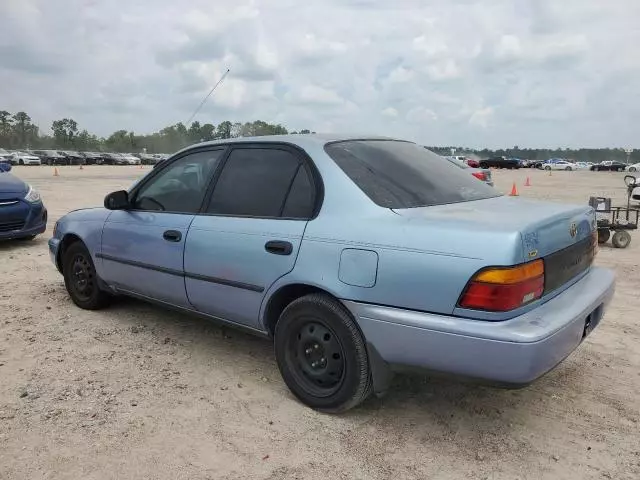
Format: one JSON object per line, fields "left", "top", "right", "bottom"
{"left": 472, "top": 171, "right": 486, "bottom": 181}
{"left": 459, "top": 260, "right": 545, "bottom": 312}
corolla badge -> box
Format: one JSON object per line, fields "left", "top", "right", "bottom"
{"left": 569, "top": 222, "right": 578, "bottom": 238}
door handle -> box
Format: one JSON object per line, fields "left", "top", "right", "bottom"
{"left": 265, "top": 240, "right": 293, "bottom": 256}
{"left": 163, "top": 230, "right": 182, "bottom": 242}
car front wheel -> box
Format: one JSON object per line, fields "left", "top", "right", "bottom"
{"left": 544, "top": 165, "right": 551, "bottom": 170}
{"left": 274, "top": 293, "right": 372, "bottom": 413}
{"left": 63, "top": 242, "right": 111, "bottom": 310}
{"left": 629, "top": 167, "right": 637, "bottom": 172}
{"left": 565, "top": 166, "right": 572, "bottom": 171}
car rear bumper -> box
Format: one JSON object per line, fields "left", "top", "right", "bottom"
{"left": 344, "top": 266, "right": 615, "bottom": 385}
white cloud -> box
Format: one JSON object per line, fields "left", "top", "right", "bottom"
{"left": 469, "top": 107, "right": 494, "bottom": 128}
{"left": 1, "top": 0, "right": 640, "bottom": 148}
{"left": 406, "top": 106, "right": 437, "bottom": 123}
{"left": 381, "top": 107, "right": 398, "bottom": 118}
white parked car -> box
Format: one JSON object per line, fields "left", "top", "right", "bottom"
{"left": 10, "top": 151, "right": 42, "bottom": 166}
{"left": 543, "top": 160, "right": 578, "bottom": 171}
{"left": 625, "top": 163, "right": 640, "bottom": 173}
{"left": 118, "top": 153, "right": 141, "bottom": 165}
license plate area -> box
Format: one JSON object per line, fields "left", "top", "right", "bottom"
{"left": 582, "top": 304, "right": 603, "bottom": 339}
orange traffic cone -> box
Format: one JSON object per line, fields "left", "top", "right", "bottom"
{"left": 509, "top": 182, "right": 519, "bottom": 196}
{"left": 524, "top": 177, "right": 531, "bottom": 187}
{"left": 53, "top": 167, "right": 59, "bottom": 177}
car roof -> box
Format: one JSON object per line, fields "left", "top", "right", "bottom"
{"left": 176, "top": 133, "right": 400, "bottom": 154}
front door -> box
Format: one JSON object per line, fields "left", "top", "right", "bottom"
{"left": 99, "top": 148, "right": 226, "bottom": 307}
{"left": 184, "top": 144, "right": 319, "bottom": 329}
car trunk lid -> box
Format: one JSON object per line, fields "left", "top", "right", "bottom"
{"left": 393, "top": 196, "right": 596, "bottom": 293}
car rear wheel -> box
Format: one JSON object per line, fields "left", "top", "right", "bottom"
{"left": 274, "top": 293, "right": 372, "bottom": 413}
{"left": 612, "top": 230, "right": 631, "bottom": 248}
{"left": 63, "top": 242, "right": 111, "bottom": 310}
{"left": 544, "top": 165, "right": 551, "bottom": 170}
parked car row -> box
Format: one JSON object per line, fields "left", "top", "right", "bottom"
{"left": 0, "top": 149, "right": 171, "bottom": 166}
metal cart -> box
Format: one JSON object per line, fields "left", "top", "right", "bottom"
{"left": 589, "top": 176, "right": 639, "bottom": 248}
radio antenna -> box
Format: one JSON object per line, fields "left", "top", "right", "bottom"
{"left": 184, "top": 68, "right": 230, "bottom": 126}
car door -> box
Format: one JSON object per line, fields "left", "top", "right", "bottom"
{"left": 99, "top": 148, "right": 226, "bottom": 307}
{"left": 184, "top": 144, "right": 319, "bottom": 329}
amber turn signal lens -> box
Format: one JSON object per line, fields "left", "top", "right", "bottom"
{"left": 473, "top": 259, "right": 544, "bottom": 285}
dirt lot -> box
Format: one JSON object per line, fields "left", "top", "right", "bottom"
{"left": 1, "top": 165, "right": 639, "bottom": 480}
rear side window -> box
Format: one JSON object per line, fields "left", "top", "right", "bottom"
{"left": 325, "top": 140, "right": 499, "bottom": 209}
{"left": 206, "top": 147, "right": 310, "bottom": 218}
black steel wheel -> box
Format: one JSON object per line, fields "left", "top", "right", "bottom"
{"left": 597, "top": 228, "right": 610, "bottom": 244}
{"left": 274, "top": 293, "right": 372, "bottom": 413}
{"left": 612, "top": 230, "right": 631, "bottom": 248}
{"left": 63, "top": 242, "right": 110, "bottom": 310}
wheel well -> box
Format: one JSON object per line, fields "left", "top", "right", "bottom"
{"left": 56, "top": 233, "right": 83, "bottom": 271}
{"left": 264, "top": 284, "right": 331, "bottom": 337}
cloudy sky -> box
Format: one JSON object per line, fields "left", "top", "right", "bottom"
{"left": 1, "top": 0, "right": 639, "bottom": 148}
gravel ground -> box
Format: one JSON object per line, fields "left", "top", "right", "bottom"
{"left": 1, "top": 165, "right": 639, "bottom": 480}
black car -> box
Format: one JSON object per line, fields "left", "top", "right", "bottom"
{"left": 59, "top": 151, "right": 86, "bottom": 166}
{"left": 590, "top": 161, "right": 626, "bottom": 172}
{"left": 33, "top": 150, "right": 68, "bottom": 165}
{"left": 80, "top": 152, "right": 107, "bottom": 165}
{"left": 478, "top": 156, "right": 521, "bottom": 169}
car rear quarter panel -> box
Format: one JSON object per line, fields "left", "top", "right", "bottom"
{"left": 262, "top": 211, "right": 523, "bottom": 322}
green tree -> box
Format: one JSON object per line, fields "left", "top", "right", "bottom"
{"left": 215, "top": 121, "right": 232, "bottom": 139}
{"left": 0, "top": 111, "right": 13, "bottom": 147}
{"left": 51, "top": 118, "right": 79, "bottom": 148}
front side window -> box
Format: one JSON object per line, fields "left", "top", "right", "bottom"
{"left": 132, "top": 149, "right": 224, "bottom": 213}
{"left": 206, "top": 147, "right": 309, "bottom": 218}
{"left": 325, "top": 140, "right": 500, "bottom": 209}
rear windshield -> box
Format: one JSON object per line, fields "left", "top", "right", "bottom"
{"left": 325, "top": 140, "right": 500, "bottom": 209}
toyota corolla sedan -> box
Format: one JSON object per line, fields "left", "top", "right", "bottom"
{"left": 0, "top": 171, "right": 47, "bottom": 240}
{"left": 49, "top": 135, "right": 615, "bottom": 412}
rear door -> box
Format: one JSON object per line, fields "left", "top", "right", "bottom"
{"left": 184, "top": 143, "right": 319, "bottom": 329}
{"left": 99, "top": 148, "right": 225, "bottom": 307}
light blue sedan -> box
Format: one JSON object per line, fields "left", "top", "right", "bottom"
{"left": 49, "top": 135, "right": 615, "bottom": 412}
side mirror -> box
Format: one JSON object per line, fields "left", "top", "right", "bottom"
{"left": 624, "top": 175, "right": 637, "bottom": 187}
{"left": 104, "top": 190, "right": 130, "bottom": 210}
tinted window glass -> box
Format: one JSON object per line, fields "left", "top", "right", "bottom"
{"left": 133, "top": 149, "right": 223, "bottom": 213}
{"left": 282, "top": 166, "right": 315, "bottom": 218}
{"left": 325, "top": 140, "right": 499, "bottom": 209}
{"left": 206, "top": 148, "right": 301, "bottom": 217}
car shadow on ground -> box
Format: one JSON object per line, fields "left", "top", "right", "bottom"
{"left": 0, "top": 236, "right": 48, "bottom": 254}
{"left": 103, "top": 294, "right": 567, "bottom": 433}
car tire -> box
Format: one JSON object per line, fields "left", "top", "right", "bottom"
{"left": 612, "top": 230, "right": 632, "bottom": 249}
{"left": 274, "top": 293, "right": 372, "bottom": 413}
{"left": 479, "top": 163, "right": 489, "bottom": 169}
{"left": 565, "top": 166, "right": 572, "bottom": 171}
{"left": 629, "top": 167, "right": 637, "bottom": 172}
{"left": 62, "top": 242, "right": 111, "bottom": 310}
{"left": 544, "top": 165, "right": 551, "bottom": 170}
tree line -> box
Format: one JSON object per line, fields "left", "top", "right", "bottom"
{"left": 0, "top": 110, "right": 312, "bottom": 154}
{"left": 0, "top": 109, "right": 637, "bottom": 163}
